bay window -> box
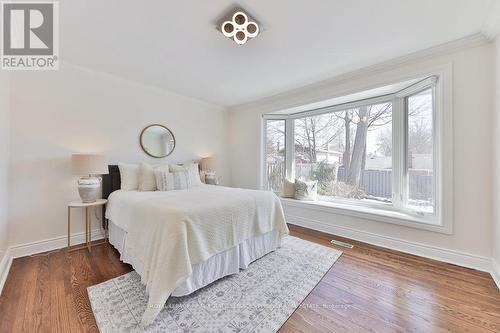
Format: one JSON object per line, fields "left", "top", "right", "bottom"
{"left": 262, "top": 74, "right": 450, "bottom": 229}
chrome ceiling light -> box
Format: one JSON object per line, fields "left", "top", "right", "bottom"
{"left": 221, "top": 10, "right": 259, "bottom": 45}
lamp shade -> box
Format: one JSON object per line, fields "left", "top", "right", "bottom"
{"left": 200, "top": 157, "right": 216, "bottom": 171}
{"left": 72, "top": 154, "right": 108, "bottom": 176}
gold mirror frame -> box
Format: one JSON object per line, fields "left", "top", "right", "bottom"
{"left": 139, "top": 124, "right": 176, "bottom": 158}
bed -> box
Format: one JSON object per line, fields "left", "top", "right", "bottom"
{"left": 102, "top": 165, "right": 289, "bottom": 326}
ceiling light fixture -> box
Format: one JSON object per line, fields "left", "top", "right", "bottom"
{"left": 220, "top": 10, "right": 259, "bottom": 45}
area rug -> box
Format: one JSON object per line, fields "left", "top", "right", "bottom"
{"left": 87, "top": 236, "right": 342, "bottom": 333}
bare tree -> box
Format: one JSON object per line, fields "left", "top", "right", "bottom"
{"left": 293, "top": 103, "right": 392, "bottom": 186}
{"left": 344, "top": 103, "right": 392, "bottom": 186}
{"left": 376, "top": 128, "right": 392, "bottom": 156}
{"left": 408, "top": 117, "right": 432, "bottom": 154}
{"left": 294, "top": 114, "right": 343, "bottom": 163}
{"left": 333, "top": 110, "right": 353, "bottom": 170}
{"left": 376, "top": 95, "right": 432, "bottom": 159}
{"left": 346, "top": 106, "right": 369, "bottom": 185}
{"left": 266, "top": 121, "right": 285, "bottom": 155}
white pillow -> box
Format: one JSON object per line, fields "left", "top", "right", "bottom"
{"left": 138, "top": 163, "right": 154, "bottom": 191}
{"left": 138, "top": 163, "right": 159, "bottom": 191}
{"left": 294, "top": 179, "right": 318, "bottom": 201}
{"left": 169, "top": 162, "right": 202, "bottom": 186}
{"left": 118, "top": 163, "right": 139, "bottom": 190}
{"left": 155, "top": 169, "right": 190, "bottom": 191}
{"left": 281, "top": 179, "right": 296, "bottom": 198}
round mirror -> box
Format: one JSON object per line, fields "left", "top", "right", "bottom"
{"left": 140, "top": 124, "right": 176, "bottom": 158}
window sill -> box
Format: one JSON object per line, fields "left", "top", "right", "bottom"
{"left": 280, "top": 198, "right": 451, "bottom": 234}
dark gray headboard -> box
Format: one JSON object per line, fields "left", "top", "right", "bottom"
{"left": 102, "top": 165, "right": 121, "bottom": 200}
{"left": 101, "top": 165, "right": 120, "bottom": 225}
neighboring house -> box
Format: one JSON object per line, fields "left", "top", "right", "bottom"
{"left": 316, "top": 149, "right": 343, "bottom": 164}
{"left": 365, "top": 154, "right": 432, "bottom": 170}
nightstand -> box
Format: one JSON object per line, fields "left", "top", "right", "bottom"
{"left": 67, "top": 199, "right": 108, "bottom": 253}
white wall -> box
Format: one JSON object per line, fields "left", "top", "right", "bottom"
{"left": 229, "top": 41, "right": 494, "bottom": 261}
{"left": 8, "top": 63, "right": 229, "bottom": 247}
{"left": 0, "top": 73, "right": 10, "bottom": 262}
{"left": 493, "top": 36, "right": 500, "bottom": 279}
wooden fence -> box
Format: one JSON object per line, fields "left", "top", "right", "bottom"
{"left": 266, "top": 163, "right": 285, "bottom": 191}
{"left": 337, "top": 167, "right": 432, "bottom": 200}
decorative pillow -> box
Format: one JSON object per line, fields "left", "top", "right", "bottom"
{"left": 155, "top": 169, "right": 190, "bottom": 191}
{"left": 294, "top": 179, "right": 318, "bottom": 201}
{"left": 138, "top": 163, "right": 157, "bottom": 191}
{"left": 169, "top": 162, "right": 202, "bottom": 186}
{"left": 154, "top": 169, "right": 169, "bottom": 191}
{"left": 118, "top": 163, "right": 139, "bottom": 191}
{"left": 281, "top": 179, "right": 296, "bottom": 198}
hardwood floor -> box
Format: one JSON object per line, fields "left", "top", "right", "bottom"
{"left": 0, "top": 224, "right": 499, "bottom": 332}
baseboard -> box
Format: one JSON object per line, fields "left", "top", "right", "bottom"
{"left": 286, "top": 214, "right": 493, "bottom": 273}
{"left": 8, "top": 228, "right": 104, "bottom": 259}
{"left": 0, "top": 228, "right": 104, "bottom": 296}
{"left": 0, "top": 248, "right": 12, "bottom": 296}
{"left": 492, "top": 260, "right": 500, "bottom": 290}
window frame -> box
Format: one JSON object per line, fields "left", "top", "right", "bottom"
{"left": 261, "top": 118, "right": 287, "bottom": 191}
{"left": 262, "top": 71, "right": 453, "bottom": 234}
{"left": 394, "top": 77, "right": 439, "bottom": 223}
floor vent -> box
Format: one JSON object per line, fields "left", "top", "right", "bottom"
{"left": 330, "top": 239, "right": 354, "bottom": 249}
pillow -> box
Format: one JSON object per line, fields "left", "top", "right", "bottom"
{"left": 118, "top": 163, "right": 139, "bottom": 190}
{"left": 138, "top": 163, "right": 157, "bottom": 191}
{"left": 294, "top": 179, "right": 318, "bottom": 201}
{"left": 155, "top": 169, "right": 190, "bottom": 191}
{"left": 281, "top": 179, "right": 296, "bottom": 198}
{"left": 169, "top": 162, "right": 202, "bottom": 186}
{"left": 137, "top": 163, "right": 170, "bottom": 191}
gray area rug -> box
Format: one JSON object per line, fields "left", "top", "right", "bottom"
{"left": 88, "top": 236, "right": 342, "bottom": 333}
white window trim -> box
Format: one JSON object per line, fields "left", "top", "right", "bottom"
{"left": 261, "top": 118, "right": 287, "bottom": 191}
{"left": 262, "top": 65, "right": 453, "bottom": 234}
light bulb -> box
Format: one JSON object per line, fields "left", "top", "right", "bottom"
{"left": 233, "top": 30, "right": 248, "bottom": 44}
{"left": 232, "top": 11, "right": 248, "bottom": 28}
{"left": 246, "top": 21, "right": 259, "bottom": 38}
{"left": 221, "top": 21, "right": 235, "bottom": 37}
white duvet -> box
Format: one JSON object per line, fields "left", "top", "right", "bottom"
{"left": 105, "top": 185, "right": 289, "bottom": 326}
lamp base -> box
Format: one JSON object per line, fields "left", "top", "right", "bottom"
{"left": 205, "top": 172, "right": 220, "bottom": 185}
{"left": 78, "top": 177, "right": 100, "bottom": 203}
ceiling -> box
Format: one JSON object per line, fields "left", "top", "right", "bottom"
{"left": 61, "top": 0, "right": 495, "bottom": 107}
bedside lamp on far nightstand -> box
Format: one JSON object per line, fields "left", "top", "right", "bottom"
{"left": 72, "top": 154, "right": 109, "bottom": 203}
{"left": 200, "top": 156, "right": 221, "bottom": 185}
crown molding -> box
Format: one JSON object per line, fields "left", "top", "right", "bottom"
{"left": 230, "top": 33, "right": 489, "bottom": 114}
{"left": 481, "top": 1, "right": 500, "bottom": 40}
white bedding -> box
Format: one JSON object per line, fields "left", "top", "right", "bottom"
{"left": 105, "top": 185, "right": 289, "bottom": 326}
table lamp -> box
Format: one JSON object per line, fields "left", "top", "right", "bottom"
{"left": 72, "top": 154, "right": 108, "bottom": 203}
{"left": 200, "top": 157, "right": 221, "bottom": 185}
{"left": 200, "top": 157, "right": 216, "bottom": 173}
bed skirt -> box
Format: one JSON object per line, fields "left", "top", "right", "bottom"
{"left": 108, "top": 221, "right": 281, "bottom": 297}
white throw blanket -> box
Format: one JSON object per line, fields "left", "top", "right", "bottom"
{"left": 105, "top": 185, "right": 289, "bottom": 326}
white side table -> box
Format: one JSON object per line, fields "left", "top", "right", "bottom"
{"left": 67, "top": 199, "right": 108, "bottom": 253}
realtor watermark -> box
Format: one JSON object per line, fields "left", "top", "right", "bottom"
{"left": 1, "top": 1, "right": 59, "bottom": 70}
